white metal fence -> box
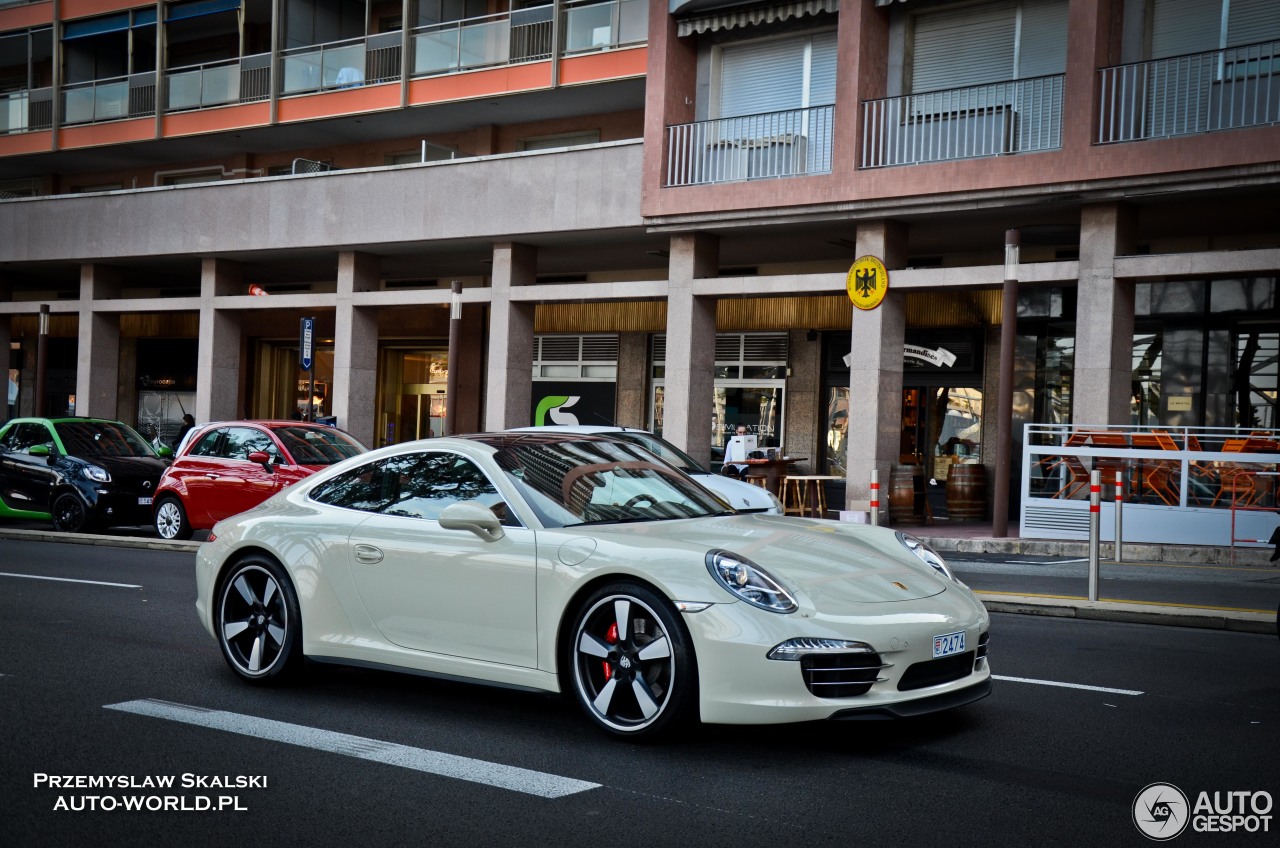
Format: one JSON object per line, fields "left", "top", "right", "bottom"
{"left": 665, "top": 105, "right": 834, "bottom": 187}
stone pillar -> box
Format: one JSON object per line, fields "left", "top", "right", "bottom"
{"left": 333, "top": 251, "right": 380, "bottom": 447}
{"left": 196, "top": 258, "right": 244, "bottom": 424}
{"left": 483, "top": 243, "right": 536, "bottom": 430}
{"left": 0, "top": 315, "right": 10, "bottom": 418}
{"left": 663, "top": 232, "right": 718, "bottom": 468}
{"left": 786, "top": 329, "right": 822, "bottom": 470}
{"left": 455, "top": 305, "right": 485, "bottom": 433}
{"left": 76, "top": 264, "right": 121, "bottom": 418}
{"left": 615, "top": 331, "right": 650, "bottom": 429}
{"left": 845, "top": 221, "right": 908, "bottom": 514}
{"left": 1075, "top": 203, "right": 1137, "bottom": 426}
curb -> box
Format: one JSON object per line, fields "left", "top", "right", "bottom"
{"left": 0, "top": 527, "right": 201, "bottom": 554}
{"left": 934, "top": 537, "right": 1277, "bottom": 567}
{"left": 977, "top": 593, "right": 1277, "bottom": 636}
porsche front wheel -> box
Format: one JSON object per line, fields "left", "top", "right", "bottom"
{"left": 568, "top": 583, "right": 696, "bottom": 739}
{"left": 215, "top": 555, "right": 301, "bottom": 683}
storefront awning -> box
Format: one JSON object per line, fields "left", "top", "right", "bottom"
{"left": 677, "top": 0, "right": 840, "bottom": 37}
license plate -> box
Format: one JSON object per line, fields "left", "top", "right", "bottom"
{"left": 933, "top": 631, "right": 966, "bottom": 658}
{"left": 138, "top": 497, "right": 153, "bottom": 506}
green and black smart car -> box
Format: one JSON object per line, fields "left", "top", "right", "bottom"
{"left": 0, "top": 417, "right": 172, "bottom": 533}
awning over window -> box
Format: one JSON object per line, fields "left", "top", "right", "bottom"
{"left": 676, "top": 0, "right": 840, "bottom": 37}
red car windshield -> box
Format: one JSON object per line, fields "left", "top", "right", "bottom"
{"left": 273, "top": 426, "right": 366, "bottom": 466}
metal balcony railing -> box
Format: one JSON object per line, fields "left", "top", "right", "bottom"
{"left": 166, "top": 54, "right": 272, "bottom": 111}
{"left": 861, "top": 74, "right": 1064, "bottom": 169}
{"left": 1098, "top": 39, "right": 1280, "bottom": 143}
{"left": 665, "top": 105, "right": 834, "bottom": 187}
{"left": 281, "top": 33, "right": 402, "bottom": 96}
{"left": 0, "top": 87, "right": 53, "bottom": 134}
{"left": 62, "top": 74, "right": 155, "bottom": 126}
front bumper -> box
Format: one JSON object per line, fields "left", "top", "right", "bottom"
{"left": 684, "top": 586, "right": 991, "bottom": 725}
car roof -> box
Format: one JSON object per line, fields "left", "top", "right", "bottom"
{"left": 508, "top": 425, "right": 645, "bottom": 435}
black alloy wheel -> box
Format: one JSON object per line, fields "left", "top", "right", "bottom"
{"left": 568, "top": 583, "right": 696, "bottom": 739}
{"left": 51, "top": 492, "right": 90, "bottom": 534}
{"left": 215, "top": 555, "right": 302, "bottom": 683}
{"left": 154, "top": 497, "right": 193, "bottom": 541}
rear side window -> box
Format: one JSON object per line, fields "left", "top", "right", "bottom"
{"left": 310, "top": 451, "right": 511, "bottom": 523}
{"left": 190, "top": 430, "right": 223, "bottom": 457}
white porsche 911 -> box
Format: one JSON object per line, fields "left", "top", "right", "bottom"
{"left": 195, "top": 432, "right": 991, "bottom": 739}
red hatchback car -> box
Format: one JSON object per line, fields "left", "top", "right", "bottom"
{"left": 153, "top": 420, "right": 367, "bottom": 540}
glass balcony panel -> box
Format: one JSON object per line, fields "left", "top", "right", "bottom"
{"left": 457, "top": 19, "right": 509, "bottom": 69}
{"left": 201, "top": 64, "right": 239, "bottom": 105}
{"left": 322, "top": 44, "right": 365, "bottom": 88}
{"left": 565, "top": 3, "right": 613, "bottom": 53}
{"left": 415, "top": 30, "right": 461, "bottom": 74}
{"left": 167, "top": 70, "right": 203, "bottom": 110}
{"left": 1, "top": 91, "right": 28, "bottom": 133}
{"left": 618, "top": 0, "right": 646, "bottom": 45}
{"left": 95, "top": 81, "right": 129, "bottom": 120}
{"left": 283, "top": 51, "right": 323, "bottom": 94}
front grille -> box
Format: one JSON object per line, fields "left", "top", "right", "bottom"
{"left": 801, "top": 651, "right": 886, "bottom": 698}
{"left": 897, "top": 651, "right": 976, "bottom": 691}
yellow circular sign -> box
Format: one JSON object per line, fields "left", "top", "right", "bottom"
{"left": 846, "top": 256, "right": 889, "bottom": 311}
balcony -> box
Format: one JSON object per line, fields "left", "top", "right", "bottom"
{"left": 1099, "top": 39, "right": 1280, "bottom": 144}
{"left": 665, "top": 105, "right": 834, "bottom": 187}
{"left": 166, "top": 54, "right": 271, "bottom": 111}
{"left": 1, "top": 87, "right": 52, "bottom": 134}
{"left": 412, "top": 0, "right": 644, "bottom": 78}
{"left": 282, "top": 33, "right": 402, "bottom": 96}
{"left": 62, "top": 74, "right": 155, "bottom": 126}
{"left": 860, "top": 74, "right": 1064, "bottom": 169}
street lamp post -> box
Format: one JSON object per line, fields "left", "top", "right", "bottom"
{"left": 444, "top": 280, "right": 462, "bottom": 436}
{"left": 992, "top": 230, "right": 1019, "bottom": 538}
{"left": 35, "top": 303, "right": 49, "bottom": 417}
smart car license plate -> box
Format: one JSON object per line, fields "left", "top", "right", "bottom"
{"left": 933, "top": 631, "right": 966, "bottom": 658}
{"left": 138, "top": 497, "right": 153, "bottom": 506}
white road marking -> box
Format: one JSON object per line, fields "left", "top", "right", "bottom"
{"left": 1003, "top": 558, "right": 1088, "bottom": 565}
{"left": 994, "top": 674, "right": 1143, "bottom": 696}
{"left": 0, "top": 571, "right": 141, "bottom": 589}
{"left": 105, "top": 699, "right": 600, "bottom": 798}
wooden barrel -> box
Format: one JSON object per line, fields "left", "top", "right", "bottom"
{"left": 889, "top": 464, "right": 923, "bottom": 525}
{"left": 946, "top": 464, "right": 987, "bottom": 523}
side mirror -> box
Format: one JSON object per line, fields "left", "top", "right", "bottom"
{"left": 29, "top": 444, "right": 50, "bottom": 457}
{"left": 248, "top": 451, "right": 274, "bottom": 471}
{"left": 155, "top": 445, "right": 174, "bottom": 458}
{"left": 438, "top": 501, "right": 505, "bottom": 542}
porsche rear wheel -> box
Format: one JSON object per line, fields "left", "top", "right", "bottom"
{"left": 568, "top": 583, "right": 697, "bottom": 740}
{"left": 215, "top": 555, "right": 301, "bottom": 683}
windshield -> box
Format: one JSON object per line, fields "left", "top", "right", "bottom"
{"left": 492, "top": 437, "right": 728, "bottom": 528}
{"left": 54, "top": 421, "right": 155, "bottom": 458}
{"left": 608, "top": 431, "right": 708, "bottom": 474}
{"left": 272, "top": 426, "right": 367, "bottom": 466}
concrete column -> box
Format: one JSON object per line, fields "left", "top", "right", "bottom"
{"left": 845, "top": 221, "right": 908, "bottom": 513}
{"left": 1075, "top": 203, "right": 1137, "bottom": 426}
{"left": 663, "top": 232, "right": 718, "bottom": 468}
{"left": 483, "top": 243, "right": 536, "bottom": 430}
{"left": 786, "top": 329, "right": 822, "bottom": 470}
{"left": 0, "top": 316, "right": 10, "bottom": 417}
{"left": 615, "top": 332, "right": 650, "bottom": 429}
{"left": 76, "top": 264, "right": 121, "bottom": 418}
{"left": 333, "top": 251, "right": 380, "bottom": 447}
{"left": 455, "top": 306, "right": 485, "bottom": 433}
{"left": 196, "top": 258, "right": 244, "bottom": 424}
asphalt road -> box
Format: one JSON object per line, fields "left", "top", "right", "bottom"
{"left": 1, "top": 540, "right": 1277, "bottom": 848}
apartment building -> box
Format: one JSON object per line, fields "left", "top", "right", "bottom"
{"left": 1, "top": 0, "right": 1277, "bottom": 525}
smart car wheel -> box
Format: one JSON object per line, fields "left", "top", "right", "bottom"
{"left": 154, "top": 497, "right": 192, "bottom": 541}
{"left": 51, "top": 492, "right": 90, "bottom": 534}
{"left": 569, "top": 583, "right": 696, "bottom": 739}
{"left": 215, "top": 555, "right": 301, "bottom": 683}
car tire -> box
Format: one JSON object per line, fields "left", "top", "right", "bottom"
{"left": 51, "top": 491, "right": 90, "bottom": 534}
{"left": 154, "top": 497, "right": 193, "bottom": 541}
{"left": 567, "top": 582, "right": 697, "bottom": 740}
{"left": 215, "top": 555, "right": 302, "bottom": 684}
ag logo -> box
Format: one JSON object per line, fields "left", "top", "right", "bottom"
{"left": 1133, "top": 783, "right": 1189, "bottom": 841}
{"left": 846, "top": 255, "right": 888, "bottom": 311}
{"left": 534, "top": 395, "right": 580, "bottom": 426}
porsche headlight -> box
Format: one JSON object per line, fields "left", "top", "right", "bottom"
{"left": 896, "top": 532, "right": 956, "bottom": 581}
{"left": 83, "top": 465, "right": 111, "bottom": 484}
{"left": 706, "top": 550, "right": 796, "bottom": 613}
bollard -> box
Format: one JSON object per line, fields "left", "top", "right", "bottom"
{"left": 1088, "top": 469, "right": 1101, "bottom": 602}
{"left": 1114, "top": 468, "right": 1124, "bottom": 563}
{"left": 870, "top": 469, "right": 880, "bottom": 527}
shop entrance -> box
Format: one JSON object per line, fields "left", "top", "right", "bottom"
{"left": 376, "top": 347, "right": 448, "bottom": 446}
{"left": 396, "top": 384, "right": 446, "bottom": 443}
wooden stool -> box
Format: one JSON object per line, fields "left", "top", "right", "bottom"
{"left": 781, "top": 477, "right": 805, "bottom": 515}
{"left": 745, "top": 474, "right": 769, "bottom": 489}
{"left": 784, "top": 475, "right": 839, "bottom": 518}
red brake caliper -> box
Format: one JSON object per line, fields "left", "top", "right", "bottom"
{"left": 602, "top": 622, "right": 619, "bottom": 680}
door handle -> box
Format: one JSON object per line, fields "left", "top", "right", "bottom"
{"left": 205, "top": 473, "right": 220, "bottom": 480}
{"left": 353, "top": 544, "right": 384, "bottom": 564}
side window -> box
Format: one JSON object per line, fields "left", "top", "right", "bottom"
{"left": 9, "top": 423, "right": 53, "bottom": 453}
{"left": 222, "top": 427, "right": 280, "bottom": 462}
{"left": 310, "top": 451, "right": 513, "bottom": 523}
{"left": 190, "top": 430, "right": 224, "bottom": 458}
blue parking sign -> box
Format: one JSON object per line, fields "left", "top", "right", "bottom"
{"left": 300, "top": 317, "right": 314, "bottom": 370}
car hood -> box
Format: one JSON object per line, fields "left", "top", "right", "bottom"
{"left": 584, "top": 513, "right": 949, "bottom": 605}
{"left": 83, "top": 454, "right": 169, "bottom": 479}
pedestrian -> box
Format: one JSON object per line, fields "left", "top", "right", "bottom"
{"left": 175, "top": 413, "right": 196, "bottom": 449}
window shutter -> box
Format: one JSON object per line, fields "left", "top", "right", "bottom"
{"left": 719, "top": 38, "right": 805, "bottom": 117}
{"left": 1151, "top": 0, "right": 1221, "bottom": 58}
{"left": 808, "top": 30, "right": 838, "bottom": 105}
{"left": 911, "top": 0, "right": 1017, "bottom": 93}
{"left": 1227, "top": 0, "right": 1280, "bottom": 47}
{"left": 1017, "top": 0, "right": 1068, "bottom": 78}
